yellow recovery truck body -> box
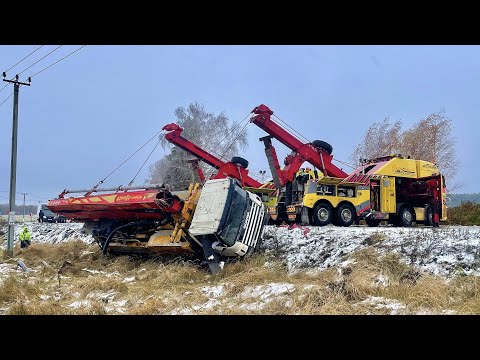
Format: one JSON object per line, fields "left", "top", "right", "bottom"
{"left": 276, "top": 155, "right": 447, "bottom": 227}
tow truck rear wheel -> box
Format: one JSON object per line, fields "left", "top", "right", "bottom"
{"left": 336, "top": 203, "right": 356, "bottom": 227}
{"left": 312, "top": 203, "right": 332, "bottom": 226}
{"left": 312, "top": 140, "right": 333, "bottom": 155}
{"left": 397, "top": 206, "right": 414, "bottom": 227}
{"left": 231, "top": 156, "right": 249, "bottom": 169}
{"left": 424, "top": 206, "right": 434, "bottom": 226}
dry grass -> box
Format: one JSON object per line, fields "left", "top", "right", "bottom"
{"left": 2, "top": 241, "right": 480, "bottom": 315}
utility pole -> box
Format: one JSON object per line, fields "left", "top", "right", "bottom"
{"left": 2, "top": 73, "right": 31, "bottom": 258}
{"left": 21, "top": 192, "right": 27, "bottom": 222}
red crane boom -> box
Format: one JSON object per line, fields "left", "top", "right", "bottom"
{"left": 249, "top": 104, "right": 348, "bottom": 188}
{"left": 162, "top": 123, "right": 264, "bottom": 188}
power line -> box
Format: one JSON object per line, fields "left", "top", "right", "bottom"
{"left": 0, "top": 83, "right": 8, "bottom": 94}
{"left": 0, "top": 83, "right": 26, "bottom": 107}
{"left": 0, "top": 91, "right": 13, "bottom": 106}
{"left": 4, "top": 45, "right": 44, "bottom": 74}
{"left": 17, "top": 45, "right": 63, "bottom": 76}
{"left": 30, "top": 45, "right": 86, "bottom": 78}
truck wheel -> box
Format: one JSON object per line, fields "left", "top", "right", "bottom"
{"left": 312, "top": 140, "right": 333, "bottom": 155}
{"left": 231, "top": 156, "right": 248, "bottom": 169}
{"left": 312, "top": 203, "right": 332, "bottom": 226}
{"left": 398, "top": 206, "right": 414, "bottom": 227}
{"left": 365, "top": 217, "right": 381, "bottom": 227}
{"left": 424, "top": 206, "right": 433, "bottom": 226}
{"left": 336, "top": 203, "right": 355, "bottom": 227}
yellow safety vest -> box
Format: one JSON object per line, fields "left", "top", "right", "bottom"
{"left": 19, "top": 230, "right": 31, "bottom": 241}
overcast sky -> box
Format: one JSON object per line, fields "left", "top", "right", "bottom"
{"left": 0, "top": 45, "right": 477, "bottom": 205}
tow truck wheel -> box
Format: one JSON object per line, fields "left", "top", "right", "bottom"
{"left": 398, "top": 206, "right": 414, "bottom": 227}
{"left": 312, "top": 203, "right": 332, "bottom": 226}
{"left": 231, "top": 156, "right": 249, "bottom": 169}
{"left": 312, "top": 140, "right": 333, "bottom": 155}
{"left": 424, "top": 206, "right": 434, "bottom": 226}
{"left": 336, "top": 203, "right": 355, "bottom": 227}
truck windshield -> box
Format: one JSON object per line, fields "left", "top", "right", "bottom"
{"left": 218, "top": 186, "right": 247, "bottom": 246}
{"left": 43, "top": 209, "right": 56, "bottom": 217}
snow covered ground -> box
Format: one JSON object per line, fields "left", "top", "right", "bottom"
{"left": 2, "top": 222, "right": 480, "bottom": 314}
{"left": 2, "top": 223, "right": 480, "bottom": 278}
{"left": 0, "top": 223, "right": 94, "bottom": 245}
{"left": 261, "top": 225, "right": 480, "bottom": 277}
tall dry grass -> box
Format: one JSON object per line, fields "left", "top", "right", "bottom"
{"left": 1, "top": 241, "right": 480, "bottom": 314}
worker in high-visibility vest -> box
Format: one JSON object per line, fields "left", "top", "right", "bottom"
{"left": 19, "top": 226, "right": 32, "bottom": 248}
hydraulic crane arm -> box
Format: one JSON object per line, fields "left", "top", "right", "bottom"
{"left": 163, "top": 123, "right": 225, "bottom": 170}
{"left": 250, "top": 104, "right": 348, "bottom": 184}
{"left": 162, "top": 123, "right": 263, "bottom": 188}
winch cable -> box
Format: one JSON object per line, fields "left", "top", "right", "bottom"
{"left": 332, "top": 157, "right": 357, "bottom": 170}
{"left": 92, "top": 129, "right": 165, "bottom": 191}
{"left": 128, "top": 138, "right": 162, "bottom": 186}
{"left": 188, "top": 111, "right": 252, "bottom": 180}
{"left": 271, "top": 112, "right": 356, "bottom": 173}
{"left": 218, "top": 120, "right": 250, "bottom": 161}
{"left": 271, "top": 113, "right": 312, "bottom": 144}
{"left": 204, "top": 120, "right": 251, "bottom": 180}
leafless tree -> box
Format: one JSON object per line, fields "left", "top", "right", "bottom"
{"left": 351, "top": 110, "right": 459, "bottom": 191}
{"left": 147, "top": 102, "right": 249, "bottom": 190}
{"left": 352, "top": 118, "right": 403, "bottom": 162}
{"left": 402, "top": 111, "right": 459, "bottom": 189}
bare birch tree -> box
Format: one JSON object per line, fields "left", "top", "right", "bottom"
{"left": 147, "top": 102, "right": 248, "bottom": 190}
{"left": 351, "top": 111, "right": 459, "bottom": 190}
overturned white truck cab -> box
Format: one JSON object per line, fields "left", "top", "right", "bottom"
{"left": 189, "top": 178, "right": 269, "bottom": 273}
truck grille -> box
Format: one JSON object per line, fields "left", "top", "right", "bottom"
{"left": 242, "top": 202, "right": 266, "bottom": 249}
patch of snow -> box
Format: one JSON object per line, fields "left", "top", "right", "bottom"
{"left": 80, "top": 251, "right": 95, "bottom": 257}
{"left": 105, "top": 299, "right": 129, "bottom": 313}
{"left": 39, "top": 295, "right": 50, "bottom": 301}
{"left": 114, "top": 299, "right": 128, "bottom": 307}
{"left": 238, "top": 302, "right": 264, "bottom": 311}
{"left": 184, "top": 291, "right": 193, "bottom": 296}
{"left": 442, "top": 309, "right": 457, "bottom": 315}
{"left": 202, "top": 285, "right": 224, "bottom": 298}
{"left": 240, "top": 283, "right": 295, "bottom": 300}
{"left": 0, "top": 263, "right": 15, "bottom": 274}
{"left": 122, "top": 276, "right": 135, "bottom": 283}
{"left": 192, "top": 298, "right": 221, "bottom": 311}
{"left": 170, "top": 308, "right": 194, "bottom": 315}
{"left": 87, "top": 290, "right": 117, "bottom": 302}
{"left": 68, "top": 300, "right": 91, "bottom": 308}
{"left": 105, "top": 271, "right": 121, "bottom": 278}
{"left": 358, "top": 296, "right": 407, "bottom": 315}
{"left": 340, "top": 259, "right": 356, "bottom": 268}
{"left": 374, "top": 274, "right": 390, "bottom": 287}
{"left": 82, "top": 268, "right": 105, "bottom": 275}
